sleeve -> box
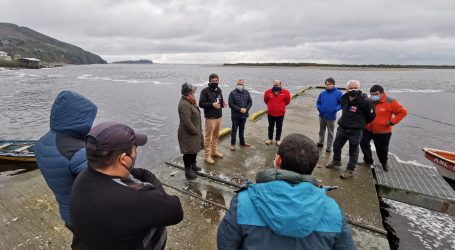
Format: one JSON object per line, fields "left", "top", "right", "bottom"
{"left": 229, "top": 92, "right": 241, "bottom": 112}
{"left": 390, "top": 100, "right": 408, "bottom": 125}
{"left": 284, "top": 90, "right": 291, "bottom": 105}
{"left": 69, "top": 148, "right": 88, "bottom": 174}
{"left": 133, "top": 183, "right": 184, "bottom": 229}
{"left": 217, "top": 195, "right": 243, "bottom": 250}
{"left": 335, "top": 92, "right": 343, "bottom": 111}
{"left": 131, "top": 168, "right": 165, "bottom": 192}
{"left": 333, "top": 215, "right": 356, "bottom": 250}
{"left": 263, "top": 90, "right": 269, "bottom": 104}
{"left": 246, "top": 92, "right": 253, "bottom": 111}
{"left": 316, "top": 93, "right": 322, "bottom": 111}
{"left": 179, "top": 103, "right": 198, "bottom": 135}
{"left": 365, "top": 99, "right": 376, "bottom": 124}
{"left": 220, "top": 90, "right": 225, "bottom": 108}
{"left": 199, "top": 89, "right": 213, "bottom": 109}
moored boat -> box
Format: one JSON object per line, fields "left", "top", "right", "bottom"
{"left": 422, "top": 148, "right": 455, "bottom": 181}
{"left": 0, "top": 140, "right": 37, "bottom": 162}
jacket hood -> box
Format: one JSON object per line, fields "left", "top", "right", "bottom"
{"left": 50, "top": 91, "right": 98, "bottom": 138}
{"left": 248, "top": 169, "right": 327, "bottom": 238}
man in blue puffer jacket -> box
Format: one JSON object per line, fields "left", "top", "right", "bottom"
{"left": 35, "top": 91, "right": 97, "bottom": 249}
{"left": 217, "top": 133, "right": 355, "bottom": 250}
{"left": 316, "top": 77, "right": 343, "bottom": 153}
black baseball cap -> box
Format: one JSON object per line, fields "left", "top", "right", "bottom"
{"left": 86, "top": 122, "right": 147, "bottom": 152}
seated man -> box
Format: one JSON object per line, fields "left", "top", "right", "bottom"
{"left": 217, "top": 133, "right": 355, "bottom": 250}
{"left": 70, "top": 122, "right": 183, "bottom": 250}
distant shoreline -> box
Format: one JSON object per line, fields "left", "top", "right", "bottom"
{"left": 223, "top": 63, "right": 455, "bottom": 69}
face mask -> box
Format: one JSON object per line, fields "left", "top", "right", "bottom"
{"left": 371, "top": 95, "right": 380, "bottom": 102}
{"left": 272, "top": 86, "right": 281, "bottom": 92}
{"left": 121, "top": 154, "right": 136, "bottom": 172}
{"left": 348, "top": 89, "right": 359, "bottom": 97}
{"left": 236, "top": 85, "right": 244, "bottom": 91}
{"left": 209, "top": 83, "right": 218, "bottom": 90}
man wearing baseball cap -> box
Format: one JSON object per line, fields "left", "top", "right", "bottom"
{"left": 70, "top": 122, "right": 183, "bottom": 250}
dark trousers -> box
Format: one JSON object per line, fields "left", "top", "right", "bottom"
{"left": 268, "top": 115, "right": 284, "bottom": 141}
{"left": 65, "top": 224, "right": 87, "bottom": 250}
{"left": 183, "top": 154, "right": 197, "bottom": 169}
{"left": 231, "top": 116, "right": 247, "bottom": 145}
{"left": 360, "top": 129, "right": 392, "bottom": 165}
{"left": 333, "top": 127, "right": 363, "bottom": 170}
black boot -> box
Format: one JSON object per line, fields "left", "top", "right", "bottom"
{"left": 192, "top": 163, "right": 201, "bottom": 172}
{"left": 382, "top": 162, "right": 388, "bottom": 172}
{"left": 185, "top": 166, "right": 197, "bottom": 180}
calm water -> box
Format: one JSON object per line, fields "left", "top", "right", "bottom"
{"left": 1, "top": 64, "right": 455, "bottom": 249}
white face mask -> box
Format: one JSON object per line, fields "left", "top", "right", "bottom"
{"left": 236, "top": 85, "right": 244, "bottom": 91}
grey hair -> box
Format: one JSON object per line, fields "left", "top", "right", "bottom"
{"left": 346, "top": 80, "right": 360, "bottom": 88}
{"left": 181, "top": 82, "right": 196, "bottom": 96}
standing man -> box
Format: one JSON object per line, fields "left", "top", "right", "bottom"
{"left": 263, "top": 80, "right": 291, "bottom": 146}
{"left": 217, "top": 133, "right": 355, "bottom": 250}
{"left": 326, "top": 80, "right": 375, "bottom": 179}
{"left": 360, "top": 85, "right": 408, "bottom": 171}
{"left": 35, "top": 90, "right": 97, "bottom": 249}
{"left": 71, "top": 122, "right": 183, "bottom": 250}
{"left": 199, "top": 73, "right": 226, "bottom": 164}
{"left": 228, "top": 79, "right": 253, "bottom": 151}
{"left": 316, "top": 77, "right": 343, "bottom": 153}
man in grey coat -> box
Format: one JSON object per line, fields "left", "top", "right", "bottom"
{"left": 178, "top": 82, "right": 204, "bottom": 179}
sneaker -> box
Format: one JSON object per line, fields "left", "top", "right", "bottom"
{"left": 382, "top": 163, "right": 389, "bottom": 172}
{"left": 211, "top": 151, "right": 224, "bottom": 158}
{"left": 204, "top": 157, "right": 215, "bottom": 165}
{"left": 358, "top": 162, "right": 372, "bottom": 168}
{"left": 230, "top": 145, "right": 235, "bottom": 151}
{"left": 340, "top": 169, "right": 354, "bottom": 179}
{"left": 240, "top": 142, "right": 251, "bottom": 147}
{"left": 276, "top": 140, "right": 281, "bottom": 146}
{"left": 325, "top": 148, "right": 332, "bottom": 153}
{"left": 265, "top": 139, "right": 273, "bottom": 145}
{"left": 325, "top": 160, "right": 342, "bottom": 169}
{"left": 317, "top": 143, "right": 324, "bottom": 148}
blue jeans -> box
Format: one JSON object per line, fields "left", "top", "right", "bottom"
{"left": 231, "top": 116, "right": 247, "bottom": 145}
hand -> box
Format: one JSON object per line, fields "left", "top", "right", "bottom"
{"left": 240, "top": 108, "right": 247, "bottom": 113}
{"left": 387, "top": 121, "right": 394, "bottom": 126}
{"left": 213, "top": 101, "right": 221, "bottom": 109}
{"left": 224, "top": 101, "right": 228, "bottom": 108}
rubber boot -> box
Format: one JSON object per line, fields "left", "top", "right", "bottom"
{"left": 185, "top": 166, "right": 197, "bottom": 180}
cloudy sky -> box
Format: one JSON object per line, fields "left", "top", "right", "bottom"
{"left": 1, "top": 0, "right": 454, "bottom": 64}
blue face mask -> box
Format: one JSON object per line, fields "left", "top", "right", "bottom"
{"left": 272, "top": 86, "right": 281, "bottom": 92}
{"left": 236, "top": 85, "right": 244, "bottom": 91}
{"left": 371, "top": 95, "right": 380, "bottom": 102}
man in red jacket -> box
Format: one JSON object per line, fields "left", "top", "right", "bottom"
{"left": 264, "top": 80, "right": 291, "bottom": 146}
{"left": 360, "top": 85, "right": 408, "bottom": 171}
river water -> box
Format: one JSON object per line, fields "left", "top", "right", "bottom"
{"left": 1, "top": 64, "right": 455, "bottom": 249}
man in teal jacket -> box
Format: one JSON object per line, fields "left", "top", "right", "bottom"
{"left": 217, "top": 133, "right": 355, "bottom": 250}
{"left": 35, "top": 91, "right": 97, "bottom": 249}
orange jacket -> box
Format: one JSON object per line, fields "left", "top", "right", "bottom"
{"left": 366, "top": 93, "right": 407, "bottom": 134}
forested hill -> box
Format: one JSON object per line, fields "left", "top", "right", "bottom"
{"left": 0, "top": 23, "right": 106, "bottom": 65}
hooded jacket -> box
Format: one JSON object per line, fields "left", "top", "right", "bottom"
{"left": 35, "top": 91, "right": 97, "bottom": 225}
{"left": 316, "top": 88, "right": 343, "bottom": 120}
{"left": 366, "top": 93, "right": 407, "bottom": 134}
{"left": 217, "top": 169, "right": 355, "bottom": 250}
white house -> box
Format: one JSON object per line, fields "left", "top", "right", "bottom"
{"left": 0, "top": 51, "right": 12, "bottom": 61}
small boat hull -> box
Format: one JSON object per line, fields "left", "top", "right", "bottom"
{"left": 423, "top": 148, "right": 455, "bottom": 181}
{"left": 0, "top": 140, "right": 37, "bottom": 163}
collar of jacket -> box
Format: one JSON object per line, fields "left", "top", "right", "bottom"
{"left": 255, "top": 169, "right": 319, "bottom": 186}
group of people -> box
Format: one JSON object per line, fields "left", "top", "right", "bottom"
{"left": 178, "top": 74, "right": 291, "bottom": 180}
{"left": 318, "top": 78, "right": 407, "bottom": 179}
{"left": 33, "top": 73, "right": 407, "bottom": 250}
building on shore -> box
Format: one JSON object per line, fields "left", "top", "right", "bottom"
{"left": 17, "top": 58, "right": 41, "bottom": 69}
{"left": 0, "top": 51, "right": 12, "bottom": 61}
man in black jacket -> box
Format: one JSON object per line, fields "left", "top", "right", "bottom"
{"left": 326, "top": 80, "right": 375, "bottom": 179}
{"left": 70, "top": 122, "right": 183, "bottom": 250}
{"left": 199, "top": 73, "right": 226, "bottom": 164}
{"left": 228, "top": 79, "right": 253, "bottom": 151}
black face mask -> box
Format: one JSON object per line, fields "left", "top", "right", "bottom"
{"left": 209, "top": 83, "right": 218, "bottom": 90}
{"left": 272, "top": 86, "right": 281, "bottom": 92}
{"left": 348, "top": 89, "right": 360, "bottom": 97}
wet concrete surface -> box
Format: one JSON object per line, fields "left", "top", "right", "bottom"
{"left": 0, "top": 88, "right": 389, "bottom": 249}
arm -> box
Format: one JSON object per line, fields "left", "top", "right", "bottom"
{"left": 333, "top": 215, "right": 356, "bottom": 250}
{"left": 69, "top": 148, "right": 88, "bottom": 174}
{"left": 365, "top": 99, "right": 376, "bottom": 124}
{"left": 131, "top": 168, "right": 165, "bottom": 192}
{"left": 335, "top": 91, "right": 343, "bottom": 112}
{"left": 228, "top": 92, "right": 241, "bottom": 112}
{"left": 179, "top": 103, "right": 198, "bottom": 135}
{"left": 263, "top": 90, "right": 269, "bottom": 104}
{"left": 246, "top": 92, "right": 253, "bottom": 111}
{"left": 217, "top": 196, "right": 243, "bottom": 250}
{"left": 199, "top": 89, "right": 213, "bottom": 109}
{"left": 284, "top": 90, "right": 291, "bottom": 105}
{"left": 390, "top": 100, "right": 408, "bottom": 125}
{"left": 316, "top": 93, "right": 322, "bottom": 111}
